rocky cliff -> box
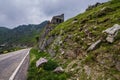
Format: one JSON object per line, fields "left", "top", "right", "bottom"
{"left": 38, "top": 0, "right": 120, "bottom": 79}
{"left": 39, "top": 14, "right": 64, "bottom": 56}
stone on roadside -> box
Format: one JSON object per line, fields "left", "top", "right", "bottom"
{"left": 36, "top": 58, "right": 48, "bottom": 67}
{"left": 53, "top": 66, "right": 64, "bottom": 73}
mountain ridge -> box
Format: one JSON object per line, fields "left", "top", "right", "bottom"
{"left": 0, "top": 21, "right": 48, "bottom": 53}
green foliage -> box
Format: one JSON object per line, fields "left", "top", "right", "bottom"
{"left": 47, "top": 0, "right": 120, "bottom": 54}
{"left": 0, "top": 21, "right": 48, "bottom": 54}
{"left": 35, "top": 35, "right": 39, "bottom": 42}
{"left": 43, "top": 60, "right": 58, "bottom": 71}
{"left": 83, "top": 53, "right": 95, "bottom": 64}
{"left": 0, "top": 27, "right": 10, "bottom": 44}
{"left": 41, "top": 0, "right": 120, "bottom": 80}
{"left": 37, "top": 70, "right": 67, "bottom": 80}
{"left": 27, "top": 48, "right": 42, "bottom": 79}
{"left": 27, "top": 48, "right": 68, "bottom": 80}
{"left": 110, "top": 0, "right": 120, "bottom": 4}
{"left": 115, "top": 31, "right": 120, "bottom": 40}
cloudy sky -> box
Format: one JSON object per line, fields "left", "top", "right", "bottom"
{"left": 0, "top": 0, "right": 108, "bottom": 28}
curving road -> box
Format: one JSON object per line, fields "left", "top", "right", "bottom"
{"left": 0, "top": 49, "right": 30, "bottom": 80}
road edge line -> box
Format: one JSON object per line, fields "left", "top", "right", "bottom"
{"left": 9, "top": 49, "right": 30, "bottom": 80}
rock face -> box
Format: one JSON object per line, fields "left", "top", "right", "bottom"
{"left": 39, "top": 21, "right": 53, "bottom": 51}
{"left": 36, "top": 58, "right": 48, "bottom": 67}
{"left": 53, "top": 66, "right": 64, "bottom": 73}
{"left": 39, "top": 14, "right": 64, "bottom": 52}
{"left": 87, "top": 39, "right": 101, "bottom": 51}
{"left": 103, "top": 24, "right": 120, "bottom": 43}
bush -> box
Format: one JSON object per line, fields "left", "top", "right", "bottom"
{"left": 43, "top": 60, "right": 58, "bottom": 71}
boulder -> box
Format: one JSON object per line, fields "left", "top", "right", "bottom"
{"left": 36, "top": 58, "right": 48, "bottom": 67}
{"left": 106, "top": 35, "right": 115, "bottom": 43}
{"left": 61, "top": 51, "right": 65, "bottom": 55}
{"left": 53, "top": 66, "right": 64, "bottom": 73}
{"left": 103, "top": 24, "right": 120, "bottom": 34}
{"left": 103, "top": 24, "right": 120, "bottom": 43}
{"left": 87, "top": 39, "right": 101, "bottom": 51}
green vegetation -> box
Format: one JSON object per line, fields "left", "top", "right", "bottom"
{"left": 27, "top": 48, "right": 44, "bottom": 79}
{"left": 0, "top": 21, "right": 48, "bottom": 54}
{"left": 40, "top": 0, "right": 120, "bottom": 79}
{"left": 49, "top": 0, "right": 120, "bottom": 53}
{"left": 1, "top": 0, "right": 120, "bottom": 79}
{"left": 43, "top": 60, "right": 58, "bottom": 71}
{"left": 0, "top": 46, "right": 23, "bottom": 54}
{"left": 27, "top": 48, "right": 68, "bottom": 80}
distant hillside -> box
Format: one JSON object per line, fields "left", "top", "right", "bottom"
{"left": 0, "top": 27, "right": 10, "bottom": 44}
{"left": 0, "top": 21, "right": 48, "bottom": 53}
{"left": 37, "top": 0, "right": 120, "bottom": 80}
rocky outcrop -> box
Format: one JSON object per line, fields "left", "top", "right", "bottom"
{"left": 87, "top": 24, "right": 120, "bottom": 51}
{"left": 39, "top": 22, "right": 53, "bottom": 51}
{"left": 36, "top": 58, "right": 48, "bottom": 67}
{"left": 39, "top": 14, "right": 64, "bottom": 52}
{"left": 103, "top": 24, "right": 120, "bottom": 43}
{"left": 87, "top": 39, "right": 101, "bottom": 51}
{"left": 53, "top": 66, "right": 64, "bottom": 73}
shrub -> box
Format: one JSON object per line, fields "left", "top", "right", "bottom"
{"left": 43, "top": 60, "right": 58, "bottom": 71}
{"left": 115, "top": 31, "right": 120, "bottom": 41}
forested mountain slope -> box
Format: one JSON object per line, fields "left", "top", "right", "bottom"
{"left": 0, "top": 21, "right": 48, "bottom": 53}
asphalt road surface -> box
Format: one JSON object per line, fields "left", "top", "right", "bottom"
{"left": 0, "top": 49, "right": 30, "bottom": 80}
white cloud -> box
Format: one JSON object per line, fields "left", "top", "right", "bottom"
{"left": 0, "top": 0, "right": 108, "bottom": 28}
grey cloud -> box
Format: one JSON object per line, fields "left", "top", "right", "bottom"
{"left": 39, "top": 0, "right": 108, "bottom": 19}
{"left": 0, "top": 0, "right": 108, "bottom": 28}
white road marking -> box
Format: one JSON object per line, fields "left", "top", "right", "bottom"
{"left": 9, "top": 49, "right": 30, "bottom": 80}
